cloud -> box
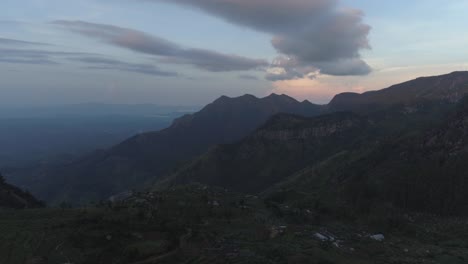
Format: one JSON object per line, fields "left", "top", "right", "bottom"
{"left": 0, "top": 48, "right": 89, "bottom": 58}
{"left": 161, "top": 48, "right": 267, "bottom": 72}
{"left": 0, "top": 37, "right": 49, "bottom": 46}
{"left": 0, "top": 48, "right": 91, "bottom": 65}
{"left": 0, "top": 58, "right": 58, "bottom": 65}
{"left": 0, "top": 46, "right": 177, "bottom": 76}
{"left": 151, "top": 0, "right": 372, "bottom": 80}
{"left": 238, "top": 74, "right": 259, "bottom": 80}
{"left": 70, "top": 56, "right": 178, "bottom": 76}
{"left": 52, "top": 20, "right": 268, "bottom": 72}
{"left": 315, "top": 58, "right": 372, "bottom": 76}
{"left": 0, "top": 44, "right": 179, "bottom": 77}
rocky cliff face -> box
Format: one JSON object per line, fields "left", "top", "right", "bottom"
{"left": 254, "top": 114, "right": 362, "bottom": 141}
{"left": 162, "top": 112, "right": 370, "bottom": 193}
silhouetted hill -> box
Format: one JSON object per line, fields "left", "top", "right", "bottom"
{"left": 0, "top": 173, "right": 43, "bottom": 209}
{"left": 12, "top": 94, "right": 321, "bottom": 204}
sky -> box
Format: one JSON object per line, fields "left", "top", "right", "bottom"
{"left": 1, "top": 0, "right": 468, "bottom": 106}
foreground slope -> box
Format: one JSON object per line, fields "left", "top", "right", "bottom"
{"left": 2, "top": 185, "right": 468, "bottom": 264}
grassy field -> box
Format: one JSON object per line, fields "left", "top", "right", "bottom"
{"left": 1, "top": 185, "right": 468, "bottom": 263}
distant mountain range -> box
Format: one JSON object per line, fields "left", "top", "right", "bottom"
{"left": 8, "top": 71, "right": 468, "bottom": 209}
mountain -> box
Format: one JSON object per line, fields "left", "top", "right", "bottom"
{"left": 10, "top": 72, "right": 468, "bottom": 205}
{"left": 333, "top": 96, "right": 468, "bottom": 215}
{"left": 0, "top": 173, "right": 43, "bottom": 209}
{"left": 328, "top": 71, "right": 468, "bottom": 111}
{"left": 163, "top": 99, "right": 468, "bottom": 217}
{"left": 160, "top": 112, "right": 371, "bottom": 193}
{"left": 10, "top": 94, "right": 321, "bottom": 204}
{"left": 262, "top": 98, "right": 468, "bottom": 218}
{"left": 160, "top": 97, "right": 456, "bottom": 194}
{"left": 4, "top": 72, "right": 468, "bottom": 264}
{"left": 157, "top": 72, "right": 468, "bottom": 216}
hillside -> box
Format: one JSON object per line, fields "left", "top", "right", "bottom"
{"left": 161, "top": 112, "right": 371, "bottom": 193}
{"left": 337, "top": 96, "right": 468, "bottom": 215}
{"left": 161, "top": 97, "right": 457, "bottom": 194}
{"left": 4, "top": 185, "right": 468, "bottom": 264}
{"left": 0, "top": 173, "right": 43, "bottom": 209}
{"left": 258, "top": 95, "right": 468, "bottom": 218}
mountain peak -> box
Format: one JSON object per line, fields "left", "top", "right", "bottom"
{"left": 263, "top": 93, "right": 299, "bottom": 103}
{"left": 212, "top": 93, "right": 303, "bottom": 106}
{"left": 213, "top": 94, "right": 259, "bottom": 104}
{"left": 448, "top": 71, "right": 468, "bottom": 76}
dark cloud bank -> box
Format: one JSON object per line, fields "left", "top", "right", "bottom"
{"left": 152, "top": 0, "right": 372, "bottom": 80}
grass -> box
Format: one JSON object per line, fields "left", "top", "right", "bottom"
{"left": 2, "top": 185, "right": 468, "bottom": 263}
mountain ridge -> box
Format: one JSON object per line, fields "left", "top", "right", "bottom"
{"left": 271, "top": 95, "right": 468, "bottom": 216}
{"left": 329, "top": 71, "right": 468, "bottom": 111}
{"left": 159, "top": 111, "right": 371, "bottom": 193}
{"left": 9, "top": 71, "right": 468, "bottom": 205}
